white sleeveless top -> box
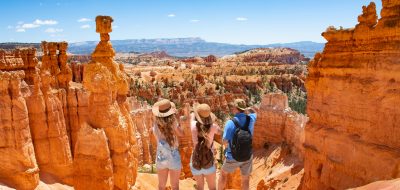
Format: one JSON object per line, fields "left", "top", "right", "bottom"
{"left": 153, "top": 122, "right": 180, "bottom": 149}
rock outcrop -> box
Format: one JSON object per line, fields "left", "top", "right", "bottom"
{"left": 81, "top": 15, "right": 138, "bottom": 190}
{"left": 253, "top": 93, "right": 307, "bottom": 158}
{"left": 41, "top": 41, "right": 72, "bottom": 89}
{"left": 304, "top": 1, "right": 400, "bottom": 189}
{"left": 0, "top": 16, "right": 139, "bottom": 190}
{"left": 177, "top": 103, "right": 193, "bottom": 178}
{"left": 237, "top": 48, "right": 309, "bottom": 64}
{"left": 131, "top": 109, "right": 155, "bottom": 165}
{"left": 25, "top": 43, "right": 74, "bottom": 185}
{"left": 73, "top": 124, "right": 113, "bottom": 190}
{"left": 350, "top": 178, "right": 400, "bottom": 190}
{"left": 0, "top": 71, "right": 39, "bottom": 190}
{"left": 0, "top": 45, "right": 74, "bottom": 187}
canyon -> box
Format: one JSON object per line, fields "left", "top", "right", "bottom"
{"left": 0, "top": 0, "right": 399, "bottom": 189}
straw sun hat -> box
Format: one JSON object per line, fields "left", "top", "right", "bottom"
{"left": 231, "top": 98, "right": 247, "bottom": 111}
{"left": 152, "top": 99, "right": 176, "bottom": 117}
{"left": 193, "top": 103, "right": 216, "bottom": 125}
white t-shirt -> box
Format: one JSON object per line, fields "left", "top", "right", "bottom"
{"left": 190, "top": 113, "right": 219, "bottom": 149}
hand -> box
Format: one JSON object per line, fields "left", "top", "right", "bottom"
{"left": 180, "top": 115, "right": 187, "bottom": 121}
{"left": 193, "top": 101, "right": 200, "bottom": 107}
{"left": 245, "top": 107, "right": 256, "bottom": 114}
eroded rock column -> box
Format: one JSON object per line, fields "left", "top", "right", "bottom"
{"left": 81, "top": 15, "right": 138, "bottom": 190}
{"left": 0, "top": 71, "right": 39, "bottom": 190}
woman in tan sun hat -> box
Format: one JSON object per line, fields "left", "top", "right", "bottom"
{"left": 190, "top": 102, "right": 222, "bottom": 190}
{"left": 152, "top": 99, "right": 183, "bottom": 190}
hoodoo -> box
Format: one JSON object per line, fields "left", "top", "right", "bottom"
{"left": 304, "top": 1, "right": 400, "bottom": 189}
{"left": 77, "top": 15, "right": 139, "bottom": 190}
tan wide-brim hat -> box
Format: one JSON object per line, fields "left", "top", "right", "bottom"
{"left": 193, "top": 103, "right": 216, "bottom": 125}
{"left": 152, "top": 99, "right": 176, "bottom": 117}
{"left": 230, "top": 98, "right": 247, "bottom": 111}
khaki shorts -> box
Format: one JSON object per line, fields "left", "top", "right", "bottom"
{"left": 221, "top": 156, "right": 253, "bottom": 176}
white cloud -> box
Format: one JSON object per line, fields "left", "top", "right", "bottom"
{"left": 190, "top": 19, "right": 200, "bottom": 23}
{"left": 7, "top": 25, "right": 13, "bottom": 29}
{"left": 167, "top": 14, "right": 176, "bottom": 18}
{"left": 12, "top": 19, "right": 58, "bottom": 33}
{"left": 33, "top": 19, "right": 58, "bottom": 25}
{"left": 22, "top": 23, "right": 40, "bottom": 29}
{"left": 77, "top": 18, "right": 91, "bottom": 22}
{"left": 236, "top": 17, "right": 248, "bottom": 21}
{"left": 80, "top": 24, "right": 90, "bottom": 29}
{"left": 45, "top": 28, "right": 63, "bottom": 33}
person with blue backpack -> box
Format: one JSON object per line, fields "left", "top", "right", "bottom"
{"left": 218, "top": 99, "right": 257, "bottom": 190}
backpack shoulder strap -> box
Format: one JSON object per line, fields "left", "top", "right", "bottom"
{"left": 244, "top": 115, "right": 251, "bottom": 134}
{"left": 232, "top": 117, "right": 241, "bottom": 129}
{"left": 244, "top": 115, "right": 251, "bottom": 129}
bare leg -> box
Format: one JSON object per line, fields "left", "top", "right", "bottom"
{"left": 194, "top": 175, "right": 205, "bottom": 190}
{"left": 218, "top": 170, "right": 228, "bottom": 190}
{"left": 205, "top": 172, "right": 217, "bottom": 190}
{"left": 169, "top": 169, "right": 181, "bottom": 190}
{"left": 241, "top": 175, "right": 250, "bottom": 190}
{"left": 157, "top": 169, "right": 169, "bottom": 190}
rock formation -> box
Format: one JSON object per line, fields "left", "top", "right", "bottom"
{"left": 253, "top": 93, "right": 307, "bottom": 158}
{"left": 25, "top": 43, "right": 74, "bottom": 185}
{"left": 233, "top": 48, "right": 309, "bottom": 64}
{"left": 0, "top": 16, "right": 140, "bottom": 190}
{"left": 131, "top": 109, "right": 155, "bottom": 165}
{"left": 81, "top": 15, "right": 138, "bottom": 190}
{"left": 41, "top": 41, "right": 72, "bottom": 89}
{"left": 74, "top": 124, "right": 114, "bottom": 190}
{"left": 177, "top": 103, "right": 193, "bottom": 178}
{"left": 0, "top": 71, "right": 39, "bottom": 190}
{"left": 0, "top": 45, "right": 74, "bottom": 188}
{"left": 304, "top": 1, "right": 400, "bottom": 189}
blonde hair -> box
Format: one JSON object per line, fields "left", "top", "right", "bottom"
{"left": 156, "top": 114, "right": 177, "bottom": 147}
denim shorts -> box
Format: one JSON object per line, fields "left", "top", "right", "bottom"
{"left": 156, "top": 140, "right": 182, "bottom": 170}
{"left": 190, "top": 161, "right": 216, "bottom": 176}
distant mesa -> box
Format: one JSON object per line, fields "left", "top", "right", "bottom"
{"left": 0, "top": 39, "right": 324, "bottom": 58}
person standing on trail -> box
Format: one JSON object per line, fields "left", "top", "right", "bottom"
{"left": 190, "top": 103, "right": 222, "bottom": 190}
{"left": 152, "top": 99, "right": 184, "bottom": 190}
{"left": 218, "top": 99, "right": 257, "bottom": 190}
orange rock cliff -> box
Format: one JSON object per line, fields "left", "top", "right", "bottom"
{"left": 303, "top": 1, "right": 400, "bottom": 189}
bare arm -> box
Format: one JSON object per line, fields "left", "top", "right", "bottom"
{"left": 215, "top": 124, "right": 223, "bottom": 135}
{"left": 222, "top": 139, "right": 229, "bottom": 149}
{"left": 174, "top": 122, "right": 184, "bottom": 137}
{"left": 245, "top": 107, "right": 257, "bottom": 114}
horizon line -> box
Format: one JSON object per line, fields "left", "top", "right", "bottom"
{"left": 0, "top": 37, "right": 326, "bottom": 46}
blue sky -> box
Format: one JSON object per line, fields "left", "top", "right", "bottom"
{"left": 1, "top": 0, "right": 381, "bottom": 44}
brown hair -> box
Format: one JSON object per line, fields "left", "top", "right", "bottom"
{"left": 196, "top": 117, "right": 212, "bottom": 142}
{"left": 155, "top": 114, "right": 177, "bottom": 147}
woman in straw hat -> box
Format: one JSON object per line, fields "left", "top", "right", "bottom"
{"left": 152, "top": 99, "right": 183, "bottom": 190}
{"left": 190, "top": 103, "right": 222, "bottom": 190}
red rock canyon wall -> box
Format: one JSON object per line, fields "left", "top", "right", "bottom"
{"left": 304, "top": 1, "right": 400, "bottom": 189}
